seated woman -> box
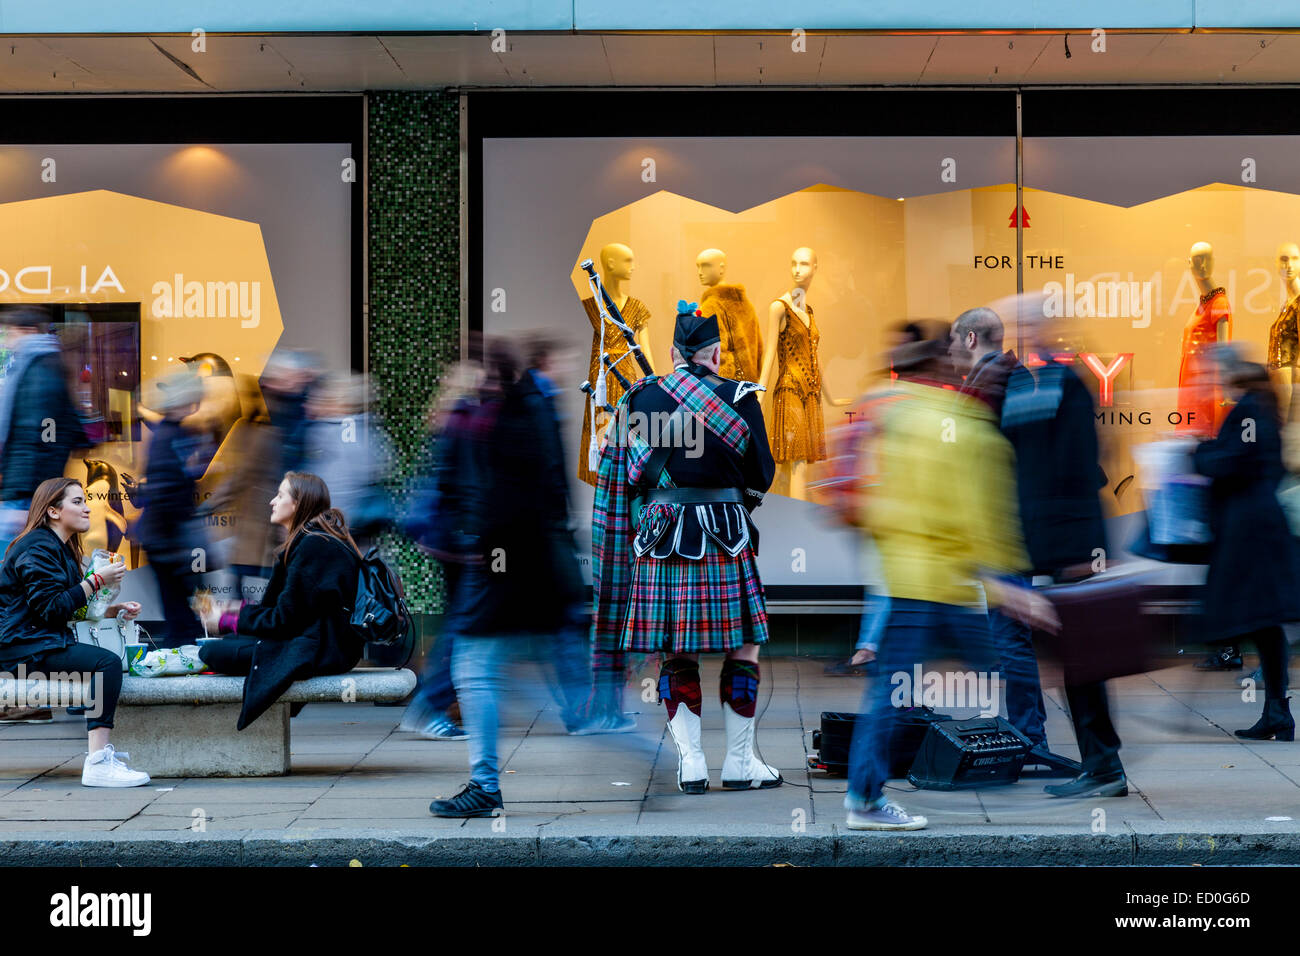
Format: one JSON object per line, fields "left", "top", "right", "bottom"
{"left": 0, "top": 477, "right": 150, "bottom": 787}
{"left": 198, "top": 471, "right": 363, "bottom": 730}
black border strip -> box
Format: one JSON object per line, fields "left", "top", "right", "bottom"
{"left": 1022, "top": 89, "right": 1300, "bottom": 136}
{"left": 0, "top": 95, "right": 366, "bottom": 372}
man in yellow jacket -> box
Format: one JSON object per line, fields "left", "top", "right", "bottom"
{"left": 845, "top": 333, "right": 1057, "bottom": 831}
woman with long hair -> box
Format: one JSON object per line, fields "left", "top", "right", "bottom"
{"left": 1194, "top": 352, "right": 1299, "bottom": 741}
{"left": 0, "top": 477, "right": 150, "bottom": 786}
{"left": 197, "top": 471, "right": 363, "bottom": 730}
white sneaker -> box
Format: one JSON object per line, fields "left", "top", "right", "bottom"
{"left": 82, "top": 744, "right": 151, "bottom": 788}
{"left": 845, "top": 801, "right": 928, "bottom": 831}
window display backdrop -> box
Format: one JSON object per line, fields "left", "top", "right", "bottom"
{"left": 1022, "top": 135, "right": 1300, "bottom": 520}
{"left": 482, "top": 135, "right": 1017, "bottom": 587}
{"left": 0, "top": 142, "right": 351, "bottom": 615}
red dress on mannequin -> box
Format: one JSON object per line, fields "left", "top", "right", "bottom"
{"left": 1177, "top": 287, "right": 1231, "bottom": 435}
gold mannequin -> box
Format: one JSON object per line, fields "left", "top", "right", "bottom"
{"left": 1177, "top": 241, "right": 1232, "bottom": 435}
{"left": 696, "top": 248, "right": 763, "bottom": 382}
{"left": 577, "top": 242, "right": 655, "bottom": 486}
{"left": 1268, "top": 241, "right": 1300, "bottom": 420}
{"left": 758, "top": 246, "right": 851, "bottom": 501}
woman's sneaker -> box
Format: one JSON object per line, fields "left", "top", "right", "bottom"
{"left": 845, "top": 800, "right": 928, "bottom": 831}
{"left": 82, "top": 744, "right": 150, "bottom": 788}
{"left": 419, "top": 713, "right": 469, "bottom": 741}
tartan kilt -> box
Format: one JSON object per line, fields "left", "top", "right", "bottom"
{"left": 619, "top": 541, "right": 768, "bottom": 654}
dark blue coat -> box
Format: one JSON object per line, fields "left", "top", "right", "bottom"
{"left": 1193, "top": 392, "right": 1300, "bottom": 640}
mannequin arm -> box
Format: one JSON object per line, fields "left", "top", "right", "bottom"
{"left": 635, "top": 326, "right": 656, "bottom": 377}
{"left": 1216, "top": 317, "right": 1228, "bottom": 342}
{"left": 822, "top": 377, "right": 852, "bottom": 407}
{"left": 758, "top": 301, "right": 784, "bottom": 400}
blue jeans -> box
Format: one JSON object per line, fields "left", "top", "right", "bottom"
{"left": 452, "top": 634, "right": 558, "bottom": 793}
{"left": 856, "top": 588, "right": 890, "bottom": 652}
{"left": 845, "top": 598, "right": 997, "bottom": 809}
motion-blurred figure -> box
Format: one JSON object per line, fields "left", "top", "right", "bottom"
{"left": 951, "top": 307, "right": 1080, "bottom": 776}
{"left": 137, "top": 368, "right": 209, "bottom": 648}
{"left": 398, "top": 360, "right": 484, "bottom": 741}
{"left": 0, "top": 306, "right": 91, "bottom": 557}
{"left": 844, "top": 324, "right": 1055, "bottom": 830}
{"left": 429, "top": 340, "right": 587, "bottom": 818}
{"left": 1193, "top": 348, "right": 1299, "bottom": 741}
{"left": 995, "top": 298, "right": 1123, "bottom": 798}
{"left": 205, "top": 353, "right": 319, "bottom": 602}
{"left": 305, "top": 372, "right": 395, "bottom": 554}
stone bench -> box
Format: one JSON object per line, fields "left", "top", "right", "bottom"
{"left": 0, "top": 668, "right": 416, "bottom": 777}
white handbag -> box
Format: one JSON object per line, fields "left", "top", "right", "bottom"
{"left": 71, "top": 616, "right": 140, "bottom": 673}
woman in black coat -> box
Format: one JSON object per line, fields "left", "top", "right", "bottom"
{"left": 1193, "top": 360, "right": 1299, "bottom": 741}
{"left": 198, "top": 471, "right": 362, "bottom": 730}
{"left": 0, "top": 477, "right": 150, "bottom": 787}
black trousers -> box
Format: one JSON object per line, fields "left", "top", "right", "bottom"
{"left": 1239, "top": 625, "right": 1290, "bottom": 699}
{"left": 1064, "top": 680, "right": 1123, "bottom": 776}
{"left": 197, "top": 636, "right": 257, "bottom": 675}
{"left": 27, "top": 643, "right": 124, "bottom": 730}
{"left": 150, "top": 556, "right": 205, "bottom": 648}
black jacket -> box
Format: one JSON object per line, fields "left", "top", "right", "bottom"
{"left": 1193, "top": 393, "right": 1300, "bottom": 640}
{"left": 0, "top": 526, "right": 83, "bottom": 667}
{"left": 451, "top": 373, "right": 583, "bottom": 635}
{"left": 1, "top": 352, "right": 91, "bottom": 501}
{"left": 1001, "top": 362, "right": 1109, "bottom": 575}
{"left": 233, "top": 525, "right": 363, "bottom": 729}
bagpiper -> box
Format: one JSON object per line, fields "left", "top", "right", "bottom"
{"left": 591, "top": 300, "right": 780, "bottom": 793}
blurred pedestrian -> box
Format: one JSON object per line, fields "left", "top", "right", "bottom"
{"left": 1193, "top": 351, "right": 1298, "bottom": 741}
{"left": 0, "top": 306, "right": 91, "bottom": 556}
{"left": 429, "top": 339, "right": 587, "bottom": 817}
{"left": 305, "top": 372, "right": 395, "bottom": 554}
{"left": 398, "top": 360, "right": 484, "bottom": 741}
{"left": 999, "top": 300, "right": 1125, "bottom": 798}
{"left": 137, "top": 368, "right": 209, "bottom": 648}
{"left": 844, "top": 325, "right": 1056, "bottom": 830}
{"left": 951, "top": 306, "right": 1079, "bottom": 776}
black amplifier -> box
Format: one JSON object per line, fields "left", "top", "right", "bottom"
{"left": 808, "top": 708, "right": 952, "bottom": 778}
{"left": 907, "top": 716, "right": 1032, "bottom": 791}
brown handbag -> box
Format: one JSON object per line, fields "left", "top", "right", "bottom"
{"left": 1031, "top": 564, "right": 1181, "bottom": 687}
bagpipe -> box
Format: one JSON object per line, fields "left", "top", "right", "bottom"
{"left": 577, "top": 258, "right": 655, "bottom": 416}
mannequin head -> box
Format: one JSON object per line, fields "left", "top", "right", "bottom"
{"left": 791, "top": 247, "right": 818, "bottom": 290}
{"left": 1279, "top": 242, "right": 1300, "bottom": 291}
{"left": 598, "top": 243, "right": 635, "bottom": 282}
{"left": 696, "top": 249, "right": 727, "bottom": 288}
{"left": 1189, "top": 241, "right": 1214, "bottom": 279}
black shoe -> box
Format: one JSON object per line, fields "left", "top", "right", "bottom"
{"left": 1024, "top": 744, "right": 1083, "bottom": 777}
{"left": 1235, "top": 698, "right": 1295, "bottom": 741}
{"left": 430, "top": 781, "right": 504, "bottom": 818}
{"left": 1044, "top": 770, "right": 1128, "bottom": 798}
{"left": 1195, "top": 647, "right": 1242, "bottom": 670}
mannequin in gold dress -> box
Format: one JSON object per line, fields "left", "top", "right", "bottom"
{"left": 757, "top": 247, "right": 851, "bottom": 501}
{"left": 697, "top": 248, "right": 763, "bottom": 382}
{"left": 1268, "top": 241, "right": 1300, "bottom": 421}
{"left": 578, "top": 243, "right": 655, "bottom": 487}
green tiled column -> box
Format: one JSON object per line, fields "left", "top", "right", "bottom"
{"left": 367, "top": 90, "right": 460, "bottom": 616}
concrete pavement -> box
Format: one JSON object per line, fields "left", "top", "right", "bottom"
{"left": 1, "top": 656, "right": 1297, "bottom": 865}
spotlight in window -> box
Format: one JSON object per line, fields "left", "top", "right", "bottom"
{"left": 150, "top": 355, "right": 158, "bottom": 361}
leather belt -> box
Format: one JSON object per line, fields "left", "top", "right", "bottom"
{"left": 643, "top": 487, "right": 744, "bottom": 505}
